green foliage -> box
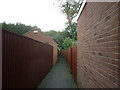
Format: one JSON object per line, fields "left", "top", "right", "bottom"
{"left": 72, "top": 40, "right": 77, "bottom": 47}
{"left": 60, "top": 1, "right": 80, "bottom": 40}
{"left": 65, "top": 22, "right": 77, "bottom": 40}
{"left": 1, "top": 22, "right": 36, "bottom": 35}
{"left": 44, "top": 29, "right": 71, "bottom": 50}
{"left": 55, "top": 31, "right": 68, "bottom": 50}
{"left": 57, "top": 1, "right": 80, "bottom": 50}
{"left": 45, "top": 0, "right": 80, "bottom": 50}
{"left": 44, "top": 30, "right": 58, "bottom": 39}
{"left": 61, "top": 1, "right": 80, "bottom": 22}
{"left": 63, "top": 37, "right": 73, "bottom": 49}
{"left": 56, "top": 0, "right": 80, "bottom": 50}
{"left": 44, "top": 30, "right": 68, "bottom": 50}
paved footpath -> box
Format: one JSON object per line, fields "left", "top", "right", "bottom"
{"left": 37, "top": 57, "right": 77, "bottom": 88}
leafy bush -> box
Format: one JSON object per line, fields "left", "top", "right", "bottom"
{"left": 63, "top": 37, "right": 73, "bottom": 49}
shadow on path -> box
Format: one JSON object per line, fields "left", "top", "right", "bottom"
{"left": 37, "top": 57, "right": 77, "bottom": 88}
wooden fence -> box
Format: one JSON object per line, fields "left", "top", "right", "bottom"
{"left": 61, "top": 46, "right": 77, "bottom": 83}
{"left": 2, "top": 29, "right": 53, "bottom": 88}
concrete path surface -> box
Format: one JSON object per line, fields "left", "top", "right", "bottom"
{"left": 37, "top": 57, "right": 77, "bottom": 88}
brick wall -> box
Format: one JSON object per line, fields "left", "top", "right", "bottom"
{"left": 77, "top": 2, "right": 120, "bottom": 88}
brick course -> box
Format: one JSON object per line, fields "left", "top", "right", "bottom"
{"left": 77, "top": 2, "right": 120, "bottom": 88}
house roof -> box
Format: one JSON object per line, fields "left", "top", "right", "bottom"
{"left": 24, "top": 29, "right": 58, "bottom": 44}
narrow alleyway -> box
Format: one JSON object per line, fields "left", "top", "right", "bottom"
{"left": 37, "top": 57, "right": 77, "bottom": 88}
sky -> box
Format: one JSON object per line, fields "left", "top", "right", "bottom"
{"left": 0, "top": 0, "right": 69, "bottom": 31}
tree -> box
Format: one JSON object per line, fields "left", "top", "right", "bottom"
{"left": 65, "top": 22, "right": 77, "bottom": 40}
{"left": 63, "top": 37, "right": 73, "bottom": 49}
{"left": 1, "top": 22, "right": 37, "bottom": 35}
{"left": 44, "top": 30, "right": 69, "bottom": 50}
{"left": 54, "top": 0, "right": 82, "bottom": 50}
{"left": 45, "top": 0, "right": 80, "bottom": 49}
{"left": 44, "top": 30, "right": 58, "bottom": 39}
{"left": 60, "top": 1, "right": 81, "bottom": 39}
{"left": 61, "top": 1, "right": 80, "bottom": 22}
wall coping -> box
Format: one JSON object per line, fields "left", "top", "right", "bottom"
{"left": 75, "top": 0, "right": 87, "bottom": 21}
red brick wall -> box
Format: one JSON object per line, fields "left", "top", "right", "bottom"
{"left": 77, "top": 2, "right": 120, "bottom": 88}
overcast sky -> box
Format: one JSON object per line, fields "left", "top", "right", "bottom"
{"left": 0, "top": 0, "right": 70, "bottom": 31}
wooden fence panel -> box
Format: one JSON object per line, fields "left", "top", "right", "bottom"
{"left": 66, "top": 48, "right": 72, "bottom": 70}
{"left": 71, "top": 47, "right": 77, "bottom": 82}
{"left": 61, "top": 46, "right": 77, "bottom": 82}
{"left": 2, "top": 30, "right": 53, "bottom": 88}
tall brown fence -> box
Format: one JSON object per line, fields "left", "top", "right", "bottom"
{"left": 2, "top": 29, "right": 53, "bottom": 88}
{"left": 61, "top": 46, "right": 77, "bottom": 83}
